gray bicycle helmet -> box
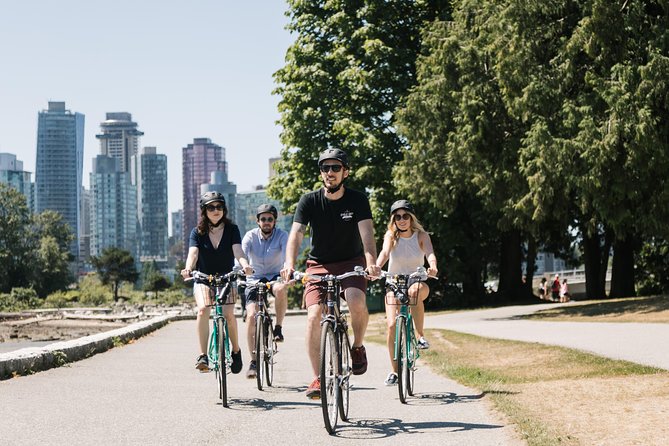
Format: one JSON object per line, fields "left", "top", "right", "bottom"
{"left": 390, "top": 199, "right": 415, "bottom": 215}
{"left": 318, "top": 148, "right": 349, "bottom": 168}
{"left": 256, "top": 203, "right": 278, "bottom": 219}
{"left": 199, "top": 191, "right": 226, "bottom": 209}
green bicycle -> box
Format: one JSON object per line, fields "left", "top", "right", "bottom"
{"left": 189, "top": 269, "right": 242, "bottom": 408}
{"left": 381, "top": 267, "right": 431, "bottom": 404}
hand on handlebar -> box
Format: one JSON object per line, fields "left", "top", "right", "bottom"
{"left": 280, "top": 265, "right": 295, "bottom": 283}
{"left": 366, "top": 264, "right": 381, "bottom": 280}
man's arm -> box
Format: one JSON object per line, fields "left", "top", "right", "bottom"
{"left": 281, "top": 222, "right": 306, "bottom": 281}
{"left": 358, "top": 218, "right": 380, "bottom": 277}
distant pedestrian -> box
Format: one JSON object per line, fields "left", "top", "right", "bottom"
{"left": 551, "top": 274, "right": 560, "bottom": 302}
{"left": 538, "top": 277, "right": 548, "bottom": 300}
{"left": 560, "top": 279, "right": 571, "bottom": 302}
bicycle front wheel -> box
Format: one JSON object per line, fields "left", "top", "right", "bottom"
{"left": 407, "top": 325, "right": 417, "bottom": 396}
{"left": 320, "top": 321, "right": 339, "bottom": 434}
{"left": 217, "top": 318, "right": 229, "bottom": 407}
{"left": 397, "top": 318, "right": 409, "bottom": 404}
{"left": 338, "top": 330, "right": 351, "bottom": 421}
{"left": 255, "top": 315, "right": 266, "bottom": 391}
{"left": 265, "top": 318, "right": 275, "bottom": 387}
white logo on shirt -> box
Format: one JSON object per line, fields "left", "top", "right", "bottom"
{"left": 341, "top": 210, "right": 354, "bottom": 221}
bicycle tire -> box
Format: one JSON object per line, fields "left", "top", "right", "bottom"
{"left": 217, "top": 317, "right": 229, "bottom": 407}
{"left": 397, "top": 318, "right": 409, "bottom": 404}
{"left": 265, "top": 318, "right": 275, "bottom": 387}
{"left": 407, "top": 323, "right": 416, "bottom": 396}
{"left": 338, "top": 330, "right": 351, "bottom": 421}
{"left": 320, "top": 321, "right": 339, "bottom": 434}
{"left": 255, "top": 315, "right": 266, "bottom": 390}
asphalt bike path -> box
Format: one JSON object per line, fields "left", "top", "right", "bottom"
{"left": 425, "top": 302, "right": 669, "bottom": 371}
{"left": 0, "top": 315, "right": 520, "bottom": 445}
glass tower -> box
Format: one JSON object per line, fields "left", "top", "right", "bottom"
{"left": 135, "top": 146, "right": 168, "bottom": 263}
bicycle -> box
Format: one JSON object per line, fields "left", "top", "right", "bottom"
{"left": 293, "top": 266, "right": 368, "bottom": 435}
{"left": 187, "top": 269, "right": 242, "bottom": 408}
{"left": 381, "top": 266, "right": 431, "bottom": 404}
{"left": 243, "top": 278, "right": 280, "bottom": 391}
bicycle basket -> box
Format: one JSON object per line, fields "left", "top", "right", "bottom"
{"left": 385, "top": 293, "right": 418, "bottom": 306}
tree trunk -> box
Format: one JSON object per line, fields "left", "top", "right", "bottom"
{"left": 524, "top": 236, "right": 538, "bottom": 299}
{"left": 609, "top": 234, "right": 636, "bottom": 298}
{"left": 583, "top": 232, "right": 605, "bottom": 299}
{"left": 497, "top": 229, "right": 523, "bottom": 300}
{"left": 600, "top": 229, "right": 613, "bottom": 297}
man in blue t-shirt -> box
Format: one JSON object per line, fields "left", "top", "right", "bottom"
{"left": 241, "top": 203, "right": 289, "bottom": 379}
{"left": 281, "top": 148, "right": 381, "bottom": 400}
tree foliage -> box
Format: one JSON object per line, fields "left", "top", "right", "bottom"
{"left": 91, "top": 247, "right": 139, "bottom": 301}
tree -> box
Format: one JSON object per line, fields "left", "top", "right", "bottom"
{"left": 0, "top": 183, "right": 35, "bottom": 292}
{"left": 91, "top": 247, "right": 139, "bottom": 301}
{"left": 141, "top": 261, "right": 170, "bottom": 299}
{"left": 31, "top": 210, "right": 75, "bottom": 297}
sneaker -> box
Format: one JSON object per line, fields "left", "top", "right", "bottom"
{"left": 306, "top": 378, "right": 321, "bottom": 399}
{"left": 384, "top": 372, "right": 398, "bottom": 386}
{"left": 231, "top": 349, "right": 243, "bottom": 374}
{"left": 242, "top": 308, "right": 247, "bottom": 322}
{"left": 417, "top": 337, "right": 430, "bottom": 350}
{"left": 195, "top": 354, "right": 209, "bottom": 371}
{"left": 273, "top": 325, "right": 284, "bottom": 342}
{"left": 351, "top": 345, "right": 368, "bottom": 375}
{"left": 246, "top": 360, "right": 257, "bottom": 379}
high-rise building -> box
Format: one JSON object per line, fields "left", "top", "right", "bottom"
{"left": 181, "top": 138, "right": 228, "bottom": 259}
{"left": 35, "top": 101, "right": 84, "bottom": 260}
{"left": 170, "top": 210, "right": 183, "bottom": 243}
{"left": 89, "top": 155, "right": 137, "bottom": 259}
{"left": 0, "top": 152, "right": 33, "bottom": 210}
{"left": 236, "top": 187, "right": 291, "bottom": 236}
{"left": 96, "top": 113, "right": 143, "bottom": 174}
{"left": 135, "top": 146, "right": 168, "bottom": 263}
{"left": 79, "top": 187, "right": 91, "bottom": 265}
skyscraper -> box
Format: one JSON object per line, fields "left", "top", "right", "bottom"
{"left": 135, "top": 146, "right": 168, "bottom": 263}
{"left": 35, "top": 101, "right": 84, "bottom": 260}
{"left": 89, "top": 155, "right": 137, "bottom": 258}
{"left": 181, "top": 138, "right": 228, "bottom": 259}
{"left": 0, "top": 152, "right": 33, "bottom": 210}
{"left": 96, "top": 112, "right": 144, "bottom": 174}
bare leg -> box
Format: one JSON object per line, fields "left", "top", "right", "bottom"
{"left": 410, "top": 283, "right": 430, "bottom": 338}
{"left": 385, "top": 293, "right": 398, "bottom": 373}
{"left": 194, "top": 284, "right": 211, "bottom": 355}
{"left": 223, "top": 304, "right": 240, "bottom": 352}
{"left": 272, "top": 282, "right": 288, "bottom": 327}
{"left": 246, "top": 301, "right": 257, "bottom": 360}
{"left": 344, "top": 288, "right": 369, "bottom": 348}
{"left": 306, "top": 303, "right": 323, "bottom": 378}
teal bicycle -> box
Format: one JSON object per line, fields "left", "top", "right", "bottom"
{"left": 381, "top": 267, "right": 431, "bottom": 404}
{"left": 189, "top": 269, "right": 242, "bottom": 408}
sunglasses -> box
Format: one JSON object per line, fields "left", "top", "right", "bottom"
{"left": 320, "top": 164, "right": 343, "bottom": 173}
{"left": 393, "top": 213, "right": 411, "bottom": 222}
{"left": 206, "top": 204, "right": 224, "bottom": 212}
{"left": 259, "top": 217, "right": 274, "bottom": 223}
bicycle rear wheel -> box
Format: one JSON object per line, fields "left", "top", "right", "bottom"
{"left": 255, "top": 314, "right": 266, "bottom": 391}
{"left": 320, "top": 321, "right": 339, "bottom": 434}
{"left": 397, "top": 318, "right": 409, "bottom": 404}
{"left": 265, "top": 318, "right": 275, "bottom": 387}
{"left": 338, "top": 330, "right": 351, "bottom": 421}
{"left": 217, "top": 318, "right": 229, "bottom": 407}
{"left": 407, "top": 326, "right": 416, "bottom": 396}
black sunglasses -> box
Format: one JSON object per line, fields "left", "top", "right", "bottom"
{"left": 320, "top": 164, "right": 343, "bottom": 173}
{"left": 206, "top": 204, "right": 224, "bottom": 212}
{"left": 259, "top": 217, "right": 274, "bottom": 223}
{"left": 393, "top": 213, "right": 411, "bottom": 221}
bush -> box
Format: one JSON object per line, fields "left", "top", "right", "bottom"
{"left": 11, "top": 287, "right": 40, "bottom": 308}
{"left": 79, "top": 274, "right": 112, "bottom": 306}
{"left": 44, "top": 290, "right": 79, "bottom": 308}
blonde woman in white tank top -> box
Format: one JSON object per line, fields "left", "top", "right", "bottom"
{"left": 376, "top": 200, "right": 438, "bottom": 386}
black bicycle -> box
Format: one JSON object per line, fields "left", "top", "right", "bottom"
{"left": 243, "top": 279, "right": 280, "bottom": 391}
{"left": 293, "top": 266, "right": 367, "bottom": 435}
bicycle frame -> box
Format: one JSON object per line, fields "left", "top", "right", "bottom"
{"left": 245, "top": 279, "right": 278, "bottom": 390}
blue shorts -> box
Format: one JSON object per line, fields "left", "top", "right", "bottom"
{"left": 244, "top": 275, "right": 279, "bottom": 304}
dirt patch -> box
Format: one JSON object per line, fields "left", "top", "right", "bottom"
{"left": 0, "top": 318, "right": 128, "bottom": 343}
{"left": 526, "top": 295, "right": 669, "bottom": 323}
{"left": 508, "top": 374, "right": 669, "bottom": 445}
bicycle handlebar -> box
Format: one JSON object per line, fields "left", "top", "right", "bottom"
{"left": 380, "top": 267, "right": 437, "bottom": 284}
{"left": 185, "top": 269, "right": 244, "bottom": 286}
{"left": 292, "top": 266, "right": 368, "bottom": 284}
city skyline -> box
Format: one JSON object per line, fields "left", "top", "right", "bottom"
{"left": 0, "top": 1, "right": 295, "bottom": 215}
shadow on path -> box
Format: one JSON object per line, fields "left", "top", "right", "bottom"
{"left": 331, "top": 417, "right": 505, "bottom": 439}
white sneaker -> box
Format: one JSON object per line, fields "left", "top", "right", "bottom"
{"left": 417, "top": 337, "right": 430, "bottom": 349}
{"left": 384, "top": 372, "right": 398, "bottom": 386}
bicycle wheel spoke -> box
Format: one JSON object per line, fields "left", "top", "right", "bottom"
{"left": 320, "top": 322, "right": 339, "bottom": 434}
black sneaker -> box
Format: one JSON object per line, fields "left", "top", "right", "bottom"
{"left": 195, "top": 354, "right": 209, "bottom": 372}
{"left": 273, "top": 325, "right": 284, "bottom": 342}
{"left": 231, "top": 349, "right": 243, "bottom": 374}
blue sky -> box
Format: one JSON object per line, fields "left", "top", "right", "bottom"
{"left": 0, "top": 1, "right": 294, "bottom": 214}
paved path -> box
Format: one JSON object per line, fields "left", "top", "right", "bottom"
{"left": 425, "top": 302, "right": 669, "bottom": 371}
{"left": 0, "top": 315, "right": 519, "bottom": 446}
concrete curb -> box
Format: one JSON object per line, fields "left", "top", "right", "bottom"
{"left": 0, "top": 315, "right": 174, "bottom": 380}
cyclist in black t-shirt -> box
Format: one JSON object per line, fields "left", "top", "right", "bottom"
{"left": 180, "top": 191, "right": 253, "bottom": 373}
{"left": 281, "top": 148, "right": 381, "bottom": 399}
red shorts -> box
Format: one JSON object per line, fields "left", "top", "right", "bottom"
{"left": 303, "top": 257, "right": 367, "bottom": 308}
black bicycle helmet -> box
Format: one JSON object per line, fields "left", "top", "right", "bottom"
{"left": 199, "top": 191, "right": 226, "bottom": 209}
{"left": 390, "top": 199, "right": 415, "bottom": 215}
{"left": 318, "top": 148, "right": 349, "bottom": 168}
{"left": 256, "top": 203, "right": 278, "bottom": 219}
